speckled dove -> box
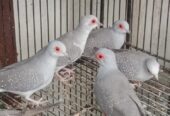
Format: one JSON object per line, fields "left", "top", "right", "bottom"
{"left": 0, "top": 40, "right": 67, "bottom": 105}
{"left": 94, "top": 48, "right": 146, "bottom": 116}
{"left": 83, "top": 20, "right": 129, "bottom": 57}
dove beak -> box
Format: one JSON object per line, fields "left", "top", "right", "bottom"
{"left": 93, "top": 47, "right": 100, "bottom": 52}
{"left": 97, "top": 21, "right": 103, "bottom": 27}
{"left": 127, "top": 29, "right": 130, "bottom": 34}
{"left": 91, "top": 47, "right": 100, "bottom": 59}
{"left": 91, "top": 54, "right": 96, "bottom": 60}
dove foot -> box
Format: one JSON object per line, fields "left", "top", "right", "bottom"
{"left": 130, "top": 81, "right": 141, "bottom": 89}
{"left": 26, "top": 97, "right": 48, "bottom": 106}
{"left": 73, "top": 106, "right": 94, "bottom": 116}
{"left": 57, "top": 67, "right": 75, "bottom": 82}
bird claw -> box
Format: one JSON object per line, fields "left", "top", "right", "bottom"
{"left": 130, "top": 81, "right": 141, "bottom": 89}
{"left": 73, "top": 106, "right": 94, "bottom": 116}
{"left": 26, "top": 97, "right": 48, "bottom": 106}
{"left": 56, "top": 67, "right": 75, "bottom": 82}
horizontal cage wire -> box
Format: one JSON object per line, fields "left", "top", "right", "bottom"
{"left": 0, "top": 0, "right": 169, "bottom": 116}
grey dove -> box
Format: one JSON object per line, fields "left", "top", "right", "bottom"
{"left": 57, "top": 15, "right": 101, "bottom": 67}
{"left": 37, "top": 15, "right": 101, "bottom": 81}
{"left": 0, "top": 40, "right": 67, "bottom": 105}
{"left": 114, "top": 50, "right": 160, "bottom": 82}
{"left": 94, "top": 48, "right": 146, "bottom": 116}
{"left": 83, "top": 20, "right": 129, "bottom": 57}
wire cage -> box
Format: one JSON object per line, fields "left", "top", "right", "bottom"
{"left": 0, "top": 0, "right": 170, "bottom": 116}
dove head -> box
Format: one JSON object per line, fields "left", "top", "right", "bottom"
{"left": 47, "top": 40, "right": 67, "bottom": 58}
{"left": 146, "top": 59, "right": 160, "bottom": 80}
{"left": 79, "top": 15, "right": 101, "bottom": 31}
{"left": 95, "top": 48, "right": 117, "bottom": 68}
{"left": 113, "top": 20, "right": 130, "bottom": 34}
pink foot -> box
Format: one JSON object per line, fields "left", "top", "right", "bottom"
{"left": 55, "top": 67, "right": 75, "bottom": 87}
{"left": 129, "top": 81, "right": 142, "bottom": 89}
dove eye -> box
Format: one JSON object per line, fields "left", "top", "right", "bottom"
{"left": 118, "top": 24, "right": 124, "bottom": 29}
{"left": 55, "top": 46, "right": 61, "bottom": 52}
{"left": 91, "top": 19, "right": 96, "bottom": 24}
{"left": 96, "top": 53, "right": 105, "bottom": 60}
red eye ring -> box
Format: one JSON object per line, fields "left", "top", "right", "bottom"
{"left": 55, "top": 46, "right": 60, "bottom": 52}
{"left": 91, "top": 19, "right": 96, "bottom": 24}
{"left": 96, "top": 53, "right": 105, "bottom": 60}
{"left": 119, "top": 24, "right": 124, "bottom": 29}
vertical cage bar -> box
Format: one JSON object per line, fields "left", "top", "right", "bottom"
{"left": 163, "top": 0, "right": 170, "bottom": 69}
{"left": 119, "top": 0, "right": 121, "bottom": 19}
{"left": 126, "top": 0, "right": 133, "bottom": 49}
{"left": 32, "top": 0, "right": 37, "bottom": 53}
{"left": 84, "top": 0, "right": 86, "bottom": 15}
{"left": 39, "top": 0, "right": 43, "bottom": 48}
{"left": 90, "top": 0, "right": 93, "bottom": 14}
{"left": 142, "top": 0, "right": 148, "bottom": 51}
{"left": 100, "top": 0, "right": 104, "bottom": 27}
{"left": 73, "top": 0, "right": 75, "bottom": 29}
{"left": 156, "top": 0, "right": 163, "bottom": 60}
{"left": 112, "top": 0, "right": 115, "bottom": 22}
{"left": 54, "top": 0, "right": 56, "bottom": 39}
{"left": 60, "top": 0, "right": 62, "bottom": 36}
{"left": 17, "top": 0, "right": 22, "bottom": 60}
{"left": 46, "top": 0, "right": 50, "bottom": 42}
{"left": 25, "top": 0, "right": 30, "bottom": 58}
{"left": 79, "top": 0, "right": 81, "bottom": 22}
{"left": 96, "top": 0, "right": 98, "bottom": 17}
{"left": 149, "top": 0, "right": 155, "bottom": 54}
{"left": 66, "top": 0, "right": 68, "bottom": 32}
{"left": 106, "top": 0, "right": 109, "bottom": 27}
{"left": 136, "top": 0, "right": 141, "bottom": 48}
{"left": 125, "top": 0, "right": 128, "bottom": 20}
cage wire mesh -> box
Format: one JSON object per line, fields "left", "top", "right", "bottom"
{"left": 0, "top": 0, "right": 169, "bottom": 115}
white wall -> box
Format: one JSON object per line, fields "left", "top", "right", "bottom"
{"left": 13, "top": 0, "right": 127, "bottom": 61}
{"left": 13, "top": 0, "right": 170, "bottom": 69}
{"left": 130, "top": 0, "right": 170, "bottom": 69}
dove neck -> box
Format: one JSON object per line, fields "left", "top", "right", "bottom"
{"left": 76, "top": 25, "right": 92, "bottom": 35}
{"left": 100, "top": 63, "right": 118, "bottom": 70}
{"left": 97, "top": 65, "right": 117, "bottom": 80}
{"left": 39, "top": 51, "right": 58, "bottom": 67}
{"left": 74, "top": 25, "right": 92, "bottom": 50}
{"left": 98, "top": 63, "right": 118, "bottom": 78}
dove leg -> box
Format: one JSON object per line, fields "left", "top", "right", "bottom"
{"left": 56, "top": 68, "right": 75, "bottom": 87}
{"left": 130, "top": 81, "right": 142, "bottom": 89}
{"left": 57, "top": 67, "right": 75, "bottom": 82}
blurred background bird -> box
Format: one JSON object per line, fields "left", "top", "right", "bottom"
{"left": 114, "top": 49, "right": 160, "bottom": 88}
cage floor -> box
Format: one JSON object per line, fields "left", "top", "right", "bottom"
{"left": 0, "top": 57, "right": 169, "bottom": 116}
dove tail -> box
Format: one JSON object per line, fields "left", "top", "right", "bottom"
{"left": 129, "top": 95, "right": 146, "bottom": 116}
{"left": 146, "top": 58, "right": 160, "bottom": 78}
